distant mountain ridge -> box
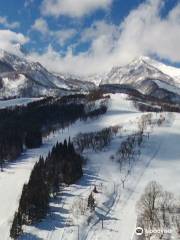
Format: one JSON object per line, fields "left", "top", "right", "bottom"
{"left": 0, "top": 49, "right": 95, "bottom": 99}
{"left": 0, "top": 49, "right": 180, "bottom": 102}
{"left": 99, "top": 56, "right": 180, "bottom": 102}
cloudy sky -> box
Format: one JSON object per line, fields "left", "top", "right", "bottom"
{"left": 0, "top": 0, "right": 179, "bottom": 75}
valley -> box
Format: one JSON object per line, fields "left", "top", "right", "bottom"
{"left": 0, "top": 50, "right": 180, "bottom": 240}
{"left": 0, "top": 0, "right": 180, "bottom": 239}
{"left": 0, "top": 93, "right": 179, "bottom": 240}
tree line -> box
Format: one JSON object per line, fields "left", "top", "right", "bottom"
{"left": 10, "top": 139, "right": 83, "bottom": 239}
{"left": 115, "top": 113, "right": 166, "bottom": 187}
{"left": 116, "top": 130, "right": 145, "bottom": 176}
{"left": 73, "top": 126, "right": 120, "bottom": 153}
{"left": 0, "top": 93, "right": 109, "bottom": 171}
{"left": 131, "top": 94, "right": 180, "bottom": 113}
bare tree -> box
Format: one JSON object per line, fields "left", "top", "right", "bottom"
{"left": 136, "top": 182, "right": 180, "bottom": 240}
{"left": 71, "top": 196, "right": 87, "bottom": 221}
{"left": 74, "top": 126, "right": 120, "bottom": 153}
{"left": 136, "top": 181, "right": 162, "bottom": 231}
{"left": 160, "top": 191, "right": 174, "bottom": 228}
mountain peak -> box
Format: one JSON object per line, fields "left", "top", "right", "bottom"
{"left": 100, "top": 54, "right": 174, "bottom": 87}
{"left": 130, "top": 56, "right": 153, "bottom": 66}
{"left": 137, "top": 56, "right": 151, "bottom": 61}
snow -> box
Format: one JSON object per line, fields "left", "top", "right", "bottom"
{"left": 83, "top": 112, "right": 180, "bottom": 240}
{"left": 133, "top": 56, "right": 180, "bottom": 88}
{"left": 153, "top": 79, "right": 180, "bottom": 95}
{"left": 70, "top": 56, "right": 180, "bottom": 90}
{"left": 0, "top": 151, "right": 39, "bottom": 239}
{"left": 160, "top": 66, "right": 180, "bottom": 84}
{"left": 100, "top": 57, "right": 173, "bottom": 87}
{"left": 0, "top": 93, "right": 180, "bottom": 240}
{"left": 0, "top": 49, "right": 5, "bottom": 59}
{"left": 145, "top": 57, "right": 180, "bottom": 85}
{"left": 2, "top": 74, "right": 26, "bottom": 90}
{"left": 0, "top": 98, "right": 42, "bottom": 109}
{"left": 56, "top": 72, "right": 106, "bottom": 86}
{"left": 84, "top": 73, "right": 107, "bottom": 86}
{"left": 1, "top": 74, "right": 28, "bottom": 98}
{"left": 0, "top": 49, "right": 71, "bottom": 95}
{"left": 99, "top": 56, "right": 180, "bottom": 99}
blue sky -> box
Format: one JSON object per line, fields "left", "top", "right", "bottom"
{"left": 0, "top": 0, "right": 179, "bottom": 75}
{"left": 0, "top": 0, "right": 144, "bottom": 52}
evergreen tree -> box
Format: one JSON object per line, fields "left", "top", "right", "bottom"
{"left": 93, "top": 185, "right": 98, "bottom": 193}
{"left": 26, "top": 161, "right": 49, "bottom": 222}
{"left": 25, "top": 127, "right": 42, "bottom": 149}
{"left": 10, "top": 212, "right": 22, "bottom": 239}
{"left": 10, "top": 139, "right": 83, "bottom": 238}
{"left": 88, "top": 192, "right": 95, "bottom": 212}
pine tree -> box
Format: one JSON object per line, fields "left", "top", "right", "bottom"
{"left": 25, "top": 127, "right": 42, "bottom": 149}
{"left": 10, "top": 139, "right": 83, "bottom": 238}
{"left": 27, "top": 161, "right": 49, "bottom": 222}
{"left": 10, "top": 212, "right": 22, "bottom": 239}
{"left": 93, "top": 185, "right": 98, "bottom": 193}
{"left": 88, "top": 192, "right": 95, "bottom": 212}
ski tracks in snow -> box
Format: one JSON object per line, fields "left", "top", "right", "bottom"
{"left": 83, "top": 128, "right": 163, "bottom": 240}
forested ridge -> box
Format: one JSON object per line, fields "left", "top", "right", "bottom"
{"left": 0, "top": 91, "right": 108, "bottom": 170}
{"left": 0, "top": 90, "right": 109, "bottom": 239}
{"left": 10, "top": 139, "right": 83, "bottom": 239}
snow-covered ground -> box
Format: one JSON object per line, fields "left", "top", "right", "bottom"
{"left": 153, "top": 79, "right": 180, "bottom": 95}
{"left": 84, "top": 113, "right": 180, "bottom": 240}
{"left": 0, "top": 97, "right": 42, "bottom": 109}
{"left": 2, "top": 74, "right": 27, "bottom": 95}
{"left": 0, "top": 93, "right": 180, "bottom": 240}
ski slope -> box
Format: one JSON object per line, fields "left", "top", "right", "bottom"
{"left": 0, "top": 97, "right": 42, "bottom": 109}
{"left": 0, "top": 94, "right": 179, "bottom": 240}
{"left": 153, "top": 79, "right": 180, "bottom": 95}
{"left": 85, "top": 113, "right": 180, "bottom": 240}
{"left": 0, "top": 94, "right": 141, "bottom": 240}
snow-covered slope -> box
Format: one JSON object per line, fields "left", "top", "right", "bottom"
{"left": 56, "top": 71, "right": 104, "bottom": 88}
{"left": 0, "top": 94, "right": 179, "bottom": 240}
{"left": 101, "top": 57, "right": 173, "bottom": 85}
{"left": 1, "top": 47, "right": 180, "bottom": 102}
{"left": 141, "top": 56, "right": 180, "bottom": 84}
{"left": 100, "top": 56, "right": 180, "bottom": 102}
{"left": 0, "top": 94, "right": 178, "bottom": 240}
{"left": 0, "top": 49, "right": 95, "bottom": 99}
{"left": 0, "top": 49, "right": 66, "bottom": 88}
{"left": 0, "top": 94, "right": 142, "bottom": 240}
{"left": 0, "top": 97, "right": 42, "bottom": 109}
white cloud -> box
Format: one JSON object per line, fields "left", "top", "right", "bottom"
{"left": 31, "top": 18, "right": 76, "bottom": 45}
{"left": 29, "top": 0, "right": 180, "bottom": 76}
{"left": 0, "top": 30, "right": 29, "bottom": 56}
{"left": 115, "top": 0, "right": 180, "bottom": 63}
{"left": 0, "top": 16, "right": 20, "bottom": 29}
{"left": 32, "top": 18, "right": 49, "bottom": 35}
{"left": 54, "top": 29, "right": 77, "bottom": 45}
{"left": 41, "top": 0, "right": 112, "bottom": 18}
{"left": 81, "top": 20, "right": 119, "bottom": 44}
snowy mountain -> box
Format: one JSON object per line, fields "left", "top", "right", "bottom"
{"left": 56, "top": 71, "right": 105, "bottom": 88}
{"left": 100, "top": 56, "right": 180, "bottom": 102}
{"left": 0, "top": 49, "right": 95, "bottom": 99}
{"left": 1, "top": 48, "right": 180, "bottom": 102}
{"left": 141, "top": 56, "right": 180, "bottom": 84}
